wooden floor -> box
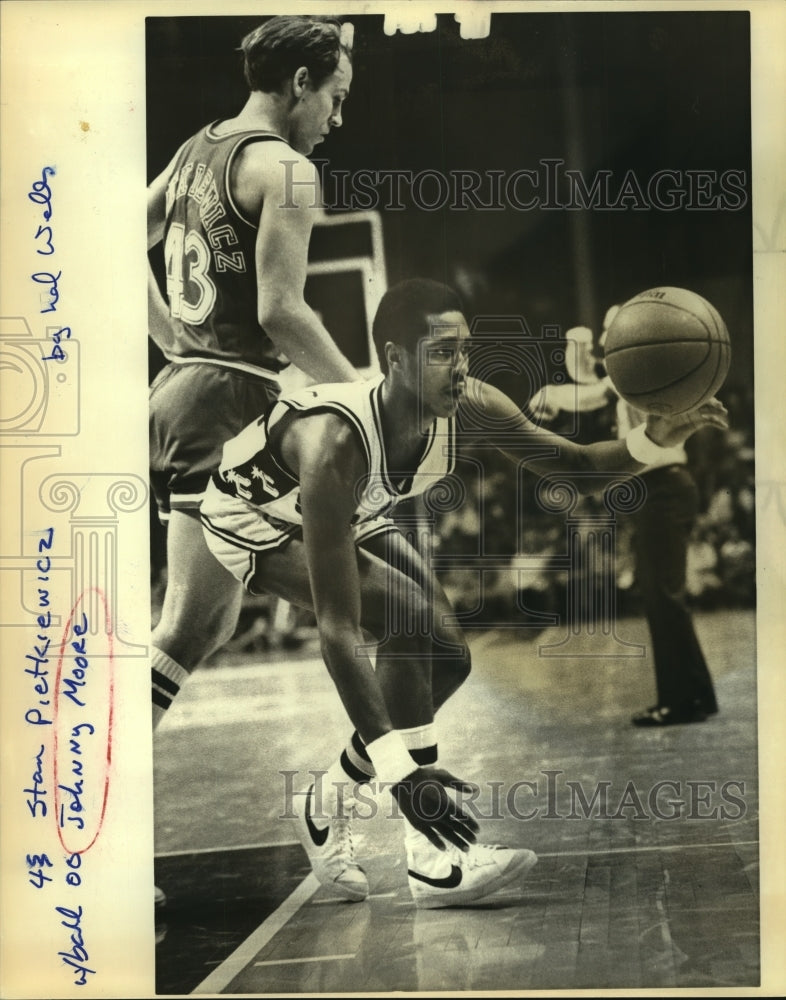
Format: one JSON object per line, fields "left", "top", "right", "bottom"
{"left": 154, "top": 608, "right": 759, "bottom": 995}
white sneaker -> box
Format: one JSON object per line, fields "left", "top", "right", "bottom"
{"left": 407, "top": 841, "right": 538, "bottom": 909}
{"left": 292, "top": 784, "right": 369, "bottom": 902}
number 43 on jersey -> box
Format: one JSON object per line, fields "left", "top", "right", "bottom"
{"left": 164, "top": 222, "right": 217, "bottom": 325}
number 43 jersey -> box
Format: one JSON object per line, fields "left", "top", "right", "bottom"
{"left": 162, "top": 123, "right": 290, "bottom": 373}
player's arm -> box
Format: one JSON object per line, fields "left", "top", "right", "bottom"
{"left": 287, "top": 416, "right": 393, "bottom": 739}
{"left": 284, "top": 415, "right": 478, "bottom": 850}
{"left": 147, "top": 156, "right": 179, "bottom": 357}
{"left": 529, "top": 379, "right": 614, "bottom": 422}
{"left": 463, "top": 377, "right": 728, "bottom": 489}
{"left": 238, "top": 145, "right": 358, "bottom": 383}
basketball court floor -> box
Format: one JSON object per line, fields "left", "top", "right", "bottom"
{"left": 153, "top": 608, "right": 758, "bottom": 995}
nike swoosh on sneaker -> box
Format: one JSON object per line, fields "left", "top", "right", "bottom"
{"left": 407, "top": 865, "right": 463, "bottom": 889}
{"left": 304, "top": 787, "right": 329, "bottom": 847}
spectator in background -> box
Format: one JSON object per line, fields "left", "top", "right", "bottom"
{"left": 530, "top": 326, "right": 616, "bottom": 444}
{"left": 531, "top": 311, "right": 719, "bottom": 726}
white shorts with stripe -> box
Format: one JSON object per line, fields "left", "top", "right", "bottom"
{"left": 200, "top": 479, "right": 397, "bottom": 591}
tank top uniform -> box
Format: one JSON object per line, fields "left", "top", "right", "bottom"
{"left": 149, "top": 124, "right": 294, "bottom": 516}
{"left": 200, "top": 376, "right": 457, "bottom": 589}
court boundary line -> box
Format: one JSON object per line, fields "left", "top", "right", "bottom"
{"left": 253, "top": 953, "right": 356, "bottom": 968}
{"left": 537, "top": 839, "right": 758, "bottom": 858}
{"left": 191, "top": 873, "right": 319, "bottom": 995}
{"left": 157, "top": 837, "right": 758, "bottom": 861}
{"left": 181, "top": 838, "right": 757, "bottom": 994}
{"left": 155, "top": 838, "right": 298, "bottom": 859}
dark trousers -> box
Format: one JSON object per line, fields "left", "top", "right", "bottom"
{"left": 630, "top": 465, "right": 718, "bottom": 713}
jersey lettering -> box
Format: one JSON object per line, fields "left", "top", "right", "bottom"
{"left": 176, "top": 162, "right": 194, "bottom": 199}
{"left": 221, "top": 468, "right": 253, "bottom": 501}
{"left": 208, "top": 224, "right": 239, "bottom": 250}
{"left": 160, "top": 129, "right": 288, "bottom": 366}
{"left": 189, "top": 164, "right": 213, "bottom": 204}
{"left": 249, "top": 466, "right": 280, "bottom": 498}
{"left": 215, "top": 381, "right": 455, "bottom": 529}
{"left": 214, "top": 250, "right": 246, "bottom": 274}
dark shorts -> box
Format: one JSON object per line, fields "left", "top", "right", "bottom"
{"left": 149, "top": 361, "right": 279, "bottom": 519}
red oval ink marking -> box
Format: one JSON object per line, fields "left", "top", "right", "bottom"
{"left": 53, "top": 587, "right": 114, "bottom": 854}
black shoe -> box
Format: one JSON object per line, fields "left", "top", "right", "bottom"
{"left": 631, "top": 701, "right": 708, "bottom": 727}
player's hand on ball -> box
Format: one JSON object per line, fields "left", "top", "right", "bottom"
{"left": 391, "top": 767, "right": 480, "bottom": 852}
{"left": 645, "top": 397, "right": 729, "bottom": 447}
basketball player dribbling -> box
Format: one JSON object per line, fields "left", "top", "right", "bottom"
{"left": 148, "top": 16, "right": 357, "bottom": 736}
{"left": 199, "top": 279, "right": 728, "bottom": 908}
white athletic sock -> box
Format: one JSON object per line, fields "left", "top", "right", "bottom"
{"left": 399, "top": 722, "right": 438, "bottom": 766}
{"left": 321, "top": 724, "right": 440, "bottom": 832}
{"left": 152, "top": 647, "right": 190, "bottom": 730}
{"left": 340, "top": 730, "right": 376, "bottom": 784}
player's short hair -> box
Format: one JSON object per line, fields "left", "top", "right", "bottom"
{"left": 240, "top": 16, "right": 352, "bottom": 93}
{"left": 373, "top": 279, "right": 465, "bottom": 374}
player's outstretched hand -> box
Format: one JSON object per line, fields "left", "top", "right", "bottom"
{"left": 646, "top": 397, "right": 729, "bottom": 448}
{"left": 391, "top": 767, "right": 480, "bottom": 852}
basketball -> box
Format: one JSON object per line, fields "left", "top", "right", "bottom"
{"left": 603, "top": 287, "right": 731, "bottom": 416}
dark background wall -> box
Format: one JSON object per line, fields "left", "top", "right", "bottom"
{"left": 146, "top": 10, "right": 753, "bottom": 406}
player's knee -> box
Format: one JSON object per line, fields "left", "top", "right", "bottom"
{"left": 152, "top": 623, "right": 201, "bottom": 671}
{"left": 154, "top": 601, "right": 238, "bottom": 669}
{"left": 213, "top": 611, "right": 240, "bottom": 650}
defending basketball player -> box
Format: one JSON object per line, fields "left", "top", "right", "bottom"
{"left": 148, "top": 17, "right": 358, "bottom": 734}
{"left": 199, "top": 279, "right": 728, "bottom": 909}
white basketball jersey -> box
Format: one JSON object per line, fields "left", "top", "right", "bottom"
{"left": 212, "top": 375, "right": 457, "bottom": 526}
